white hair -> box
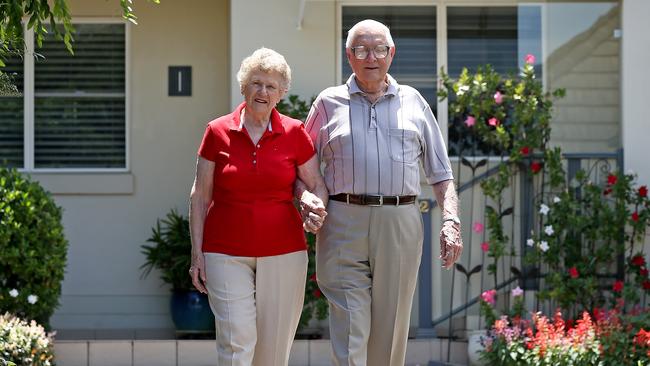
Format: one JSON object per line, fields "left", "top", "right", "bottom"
{"left": 345, "top": 19, "right": 395, "bottom": 48}
{"left": 236, "top": 47, "right": 292, "bottom": 91}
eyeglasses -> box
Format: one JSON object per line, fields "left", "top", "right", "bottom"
{"left": 350, "top": 45, "right": 390, "bottom": 60}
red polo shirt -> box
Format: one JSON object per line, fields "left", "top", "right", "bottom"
{"left": 198, "top": 103, "right": 315, "bottom": 257}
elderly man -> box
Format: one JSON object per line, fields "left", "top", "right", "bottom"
{"left": 301, "top": 19, "right": 463, "bottom": 366}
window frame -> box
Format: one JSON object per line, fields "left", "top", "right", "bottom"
{"left": 17, "top": 18, "right": 130, "bottom": 173}
{"left": 337, "top": 0, "right": 539, "bottom": 162}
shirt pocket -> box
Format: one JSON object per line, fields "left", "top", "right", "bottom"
{"left": 388, "top": 128, "right": 420, "bottom": 164}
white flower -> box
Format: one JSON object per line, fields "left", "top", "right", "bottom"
{"left": 539, "top": 204, "right": 550, "bottom": 216}
{"left": 9, "top": 289, "right": 18, "bottom": 298}
{"left": 540, "top": 241, "right": 550, "bottom": 252}
{"left": 457, "top": 85, "right": 470, "bottom": 96}
{"left": 526, "top": 238, "right": 535, "bottom": 247}
{"left": 544, "top": 225, "right": 554, "bottom": 236}
{"left": 553, "top": 196, "right": 561, "bottom": 204}
{"left": 27, "top": 295, "right": 38, "bottom": 304}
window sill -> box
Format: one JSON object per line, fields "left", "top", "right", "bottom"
{"left": 29, "top": 172, "right": 134, "bottom": 195}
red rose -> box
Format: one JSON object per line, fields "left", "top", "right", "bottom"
{"left": 313, "top": 289, "right": 322, "bottom": 298}
{"left": 309, "top": 273, "right": 317, "bottom": 282}
{"left": 632, "top": 212, "right": 640, "bottom": 222}
{"left": 613, "top": 280, "right": 624, "bottom": 293}
{"left": 641, "top": 268, "right": 649, "bottom": 276}
{"left": 531, "top": 161, "right": 542, "bottom": 174}
{"left": 640, "top": 186, "right": 648, "bottom": 198}
{"left": 607, "top": 174, "right": 617, "bottom": 186}
{"left": 603, "top": 188, "right": 612, "bottom": 196}
{"left": 520, "top": 146, "right": 530, "bottom": 156}
{"left": 643, "top": 280, "right": 650, "bottom": 290}
{"left": 568, "top": 267, "right": 579, "bottom": 279}
{"left": 632, "top": 255, "right": 646, "bottom": 267}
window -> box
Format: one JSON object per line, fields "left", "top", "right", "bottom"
{"left": 0, "top": 56, "right": 24, "bottom": 167}
{"left": 342, "top": 6, "right": 437, "bottom": 112}
{"left": 446, "top": 6, "right": 536, "bottom": 156}
{"left": 0, "top": 22, "right": 126, "bottom": 170}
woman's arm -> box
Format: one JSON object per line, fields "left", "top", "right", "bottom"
{"left": 297, "top": 155, "right": 328, "bottom": 233}
{"left": 188, "top": 156, "right": 215, "bottom": 293}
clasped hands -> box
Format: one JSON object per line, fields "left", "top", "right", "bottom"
{"left": 299, "top": 190, "right": 327, "bottom": 234}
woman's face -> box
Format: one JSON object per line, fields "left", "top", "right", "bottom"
{"left": 242, "top": 70, "right": 285, "bottom": 118}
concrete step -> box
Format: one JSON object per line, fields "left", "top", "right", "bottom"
{"left": 53, "top": 338, "right": 469, "bottom": 366}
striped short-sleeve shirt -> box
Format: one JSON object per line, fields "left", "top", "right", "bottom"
{"left": 305, "top": 74, "right": 453, "bottom": 196}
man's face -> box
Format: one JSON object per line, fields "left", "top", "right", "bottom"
{"left": 346, "top": 27, "right": 394, "bottom": 85}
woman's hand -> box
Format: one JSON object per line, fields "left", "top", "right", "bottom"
{"left": 297, "top": 155, "right": 329, "bottom": 234}
{"left": 189, "top": 250, "right": 208, "bottom": 294}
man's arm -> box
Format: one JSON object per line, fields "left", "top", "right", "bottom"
{"left": 432, "top": 179, "right": 463, "bottom": 269}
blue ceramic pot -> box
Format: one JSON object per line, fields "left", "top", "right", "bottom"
{"left": 170, "top": 290, "right": 215, "bottom": 332}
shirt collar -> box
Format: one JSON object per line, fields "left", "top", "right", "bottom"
{"left": 346, "top": 74, "right": 398, "bottom": 97}
{"left": 230, "top": 102, "right": 284, "bottom": 135}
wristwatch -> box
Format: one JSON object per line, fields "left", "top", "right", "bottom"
{"left": 443, "top": 216, "right": 461, "bottom": 225}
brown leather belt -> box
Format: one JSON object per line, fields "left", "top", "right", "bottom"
{"left": 330, "top": 193, "right": 416, "bottom": 206}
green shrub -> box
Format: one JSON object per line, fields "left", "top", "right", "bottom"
{"left": 0, "top": 168, "right": 68, "bottom": 327}
{"left": 0, "top": 312, "right": 55, "bottom": 366}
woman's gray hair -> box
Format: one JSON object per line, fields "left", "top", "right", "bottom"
{"left": 237, "top": 47, "right": 291, "bottom": 92}
{"left": 345, "top": 19, "right": 395, "bottom": 48}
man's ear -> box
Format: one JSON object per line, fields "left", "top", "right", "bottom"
{"left": 345, "top": 48, "right": 353, "bottom": 65}
{"left": 389, "top": 46, "right": 396, "bottom": 58}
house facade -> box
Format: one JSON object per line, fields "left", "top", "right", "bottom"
{"left": 1, "top": 0, "right": 648, "bottom": 333}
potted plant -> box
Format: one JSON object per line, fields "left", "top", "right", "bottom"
{"left": 140, "top": 209, "right": 214, "bottom": 333}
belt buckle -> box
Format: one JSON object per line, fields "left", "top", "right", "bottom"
{"left": 368, "top": 195, "right": 383, "bottom": 207}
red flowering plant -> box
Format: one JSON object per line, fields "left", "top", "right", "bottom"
{"left": 439, "top": 54, "right": 566, "bottom": 293}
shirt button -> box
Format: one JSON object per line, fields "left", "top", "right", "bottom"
{"left": 253, "top": 152, "right": 256, "bottom": 156}
{"left": 256, "top": 144, "right": 261, "bottom": 148}
{"left": 253, "top": 160, "right": 256, "bottom": 164}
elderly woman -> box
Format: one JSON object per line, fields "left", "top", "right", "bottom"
{"left": 188, "top": 48, "right": 327, "bottom": 366}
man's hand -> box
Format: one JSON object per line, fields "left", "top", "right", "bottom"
{"left": 300, "top": 190, "right": 327, "bottom": 233}
{"left": 440, "top": 220, "right": 463, "bottom": 269}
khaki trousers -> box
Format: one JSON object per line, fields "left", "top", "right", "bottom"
{"left": 204, "top": 250, "right": 308, "bottom": 366}
{"left": 317, "top": 201, "right": 424, "bottom": 366}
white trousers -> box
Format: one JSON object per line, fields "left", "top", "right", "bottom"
{"left": 317, "top": 201, "right": 424, "bottom": 366}
{"left": 204, "top": 250, "right": 308, "bottom": 366}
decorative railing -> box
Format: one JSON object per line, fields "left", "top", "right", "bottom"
{"left": 416, "top": 149, "right": 624, "bottom": 349}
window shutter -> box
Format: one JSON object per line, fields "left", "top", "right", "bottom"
{"left": 0, "top": 56, "right": 24, "bottom": 168}
{"left": 34, "top": 23, "right": 125, "bottom": 168}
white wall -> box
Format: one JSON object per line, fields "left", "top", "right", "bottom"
{"left": 622, "top": 0, "right": 650, "bottom": 185}
{"left": 622, "top": 0, "right": 650, "bottom": 249}
{"left": 229, "top": 0, "right": 336, "bottom": 108}
{"left": 40, "top": 0, "right": 231, "bottom": 329}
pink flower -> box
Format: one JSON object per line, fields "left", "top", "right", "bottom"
{"left": 473, "top": 222, "right": 484, "bottom": 233}
{"left": 493, "top": 91, "right": 504, "bottom": 104}
{"left": 511, "top": 286, "right": 524, "bottom": 297}
{"left": 464, "top": 115, "right": 476, "bottom": 127}
{"left": 488, "top": 117, "right": 500, "bottom": 127}
{"left": 525, "top": 54, "right": 536, "bottom": 65}
{"left": 481, "top": 289, "right": 497, "bottom": 306}
{"left": 480, "top": 241, "right": 489, "bottom": 253}
{"left": 569, "top": 267, "right": 579, "bottom": 279}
